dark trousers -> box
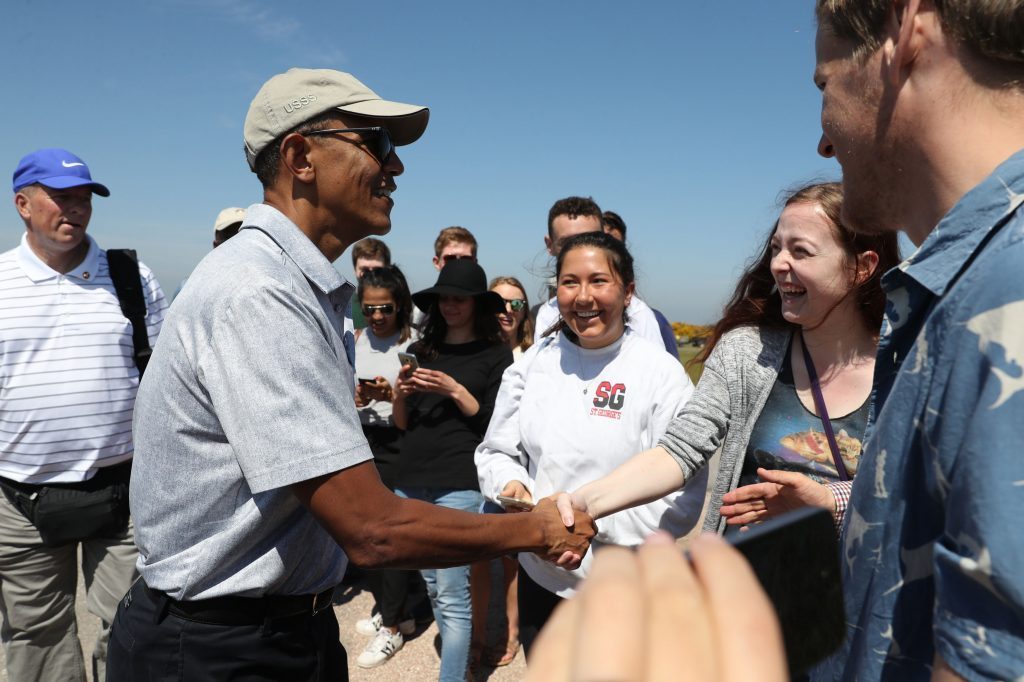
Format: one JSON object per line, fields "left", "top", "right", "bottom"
{"left": 106, "top": 579, "right": 347, "bottom": 681}
{"left": 362, "top": 425, "right": 431, "bottom": 629}
{"left": 517, "top": 563, "right": 563, "bottom": 659}
{"left": 366, "top": 568, "right": 418, "bottom": 627}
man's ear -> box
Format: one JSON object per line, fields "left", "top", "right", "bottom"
{"left": 278, "top": 133, "right": 317, "bottom": 184}
{"left": 544, "top": 234, "right": 556, "bottom": 257}
{"left": 885, "top": 0, "right": 927, "bottom": 86}
{"left": 13, "top": 191, "right": 32, "bottom": 221}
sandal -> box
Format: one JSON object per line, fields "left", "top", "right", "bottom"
{"left": 488, "top": 637, "right": 520, "bottom": 667}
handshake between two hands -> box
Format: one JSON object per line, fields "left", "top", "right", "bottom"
{"left": 497, "top": 481, "right": 596, "bottom": 569}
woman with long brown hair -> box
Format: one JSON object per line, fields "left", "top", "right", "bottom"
{"left": 555, "top": 181, "right": 900, "bottom": 535}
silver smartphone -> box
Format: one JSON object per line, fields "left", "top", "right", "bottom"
{"left": 397, "top": 352, "right": 420, "bottom": 373}
{"left": 495, "top": 495, "right": 535, "bottom": 511}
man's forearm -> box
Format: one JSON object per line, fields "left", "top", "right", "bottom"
{"left": 353, "top": 496, "right": 545, "bottom": 569}
{"left": 293, "top": 463, "right": 589, "bottom": 570}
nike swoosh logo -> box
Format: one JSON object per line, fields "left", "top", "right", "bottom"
{"left": 61, "top": 161, "right": 85, "bottom": 168}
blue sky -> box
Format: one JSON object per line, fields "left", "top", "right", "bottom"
{"left": 2, "top": 1, "right": 840, "bottom": 323}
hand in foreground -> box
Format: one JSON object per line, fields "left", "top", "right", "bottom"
{"left": 530, "top": 498, "right": 596, "bottom": 570}
{"left": 499, "top": 481, "right": 533, "bottom": 513}
{"left": 719, "top": 467, "right": 834, "bottom": 526}
{"left": 527, "top": 533, "right": 787, "bottom": 682}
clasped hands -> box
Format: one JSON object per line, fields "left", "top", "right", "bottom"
{"left": 499, "top": 481, "right": 596, "bottom": 570}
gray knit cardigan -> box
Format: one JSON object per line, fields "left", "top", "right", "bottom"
{"left": 658, "top": 325, "right": 792, "bottom": 534}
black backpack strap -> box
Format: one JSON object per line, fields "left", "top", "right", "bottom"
{"left": 107, "top": 249, "right": 152, "bottom": 377}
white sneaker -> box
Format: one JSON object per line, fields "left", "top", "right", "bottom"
{"left": 355, "top": 612, "right": 382, "bottom": 636}
{"left": 356, "top": 611, "right": 417, "bottom": 636}
{"left": 356, "top": 628, "right": 404, "bottom": 668}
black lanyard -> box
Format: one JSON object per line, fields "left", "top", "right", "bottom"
{"left": 799, "top": 333, "right": 850, "bottom": 481}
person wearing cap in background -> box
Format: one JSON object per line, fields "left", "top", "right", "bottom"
{"left": 172, "top": 206, "right": 247, "bottom": 301}
{"left": 0, "top": 148, "right": 167, "bottom": 682}
{"left": 212, "top": 206, "right": 245, "bottom": 248}
{"left": 107, "top": 68, "right": 595, "bottom": 681}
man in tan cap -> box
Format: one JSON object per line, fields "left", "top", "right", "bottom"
{"left": 107, "top": 68, "right": 595, "bottom": 681}
{"left": 212, "top": 206, "right": 245, "bottom": 248}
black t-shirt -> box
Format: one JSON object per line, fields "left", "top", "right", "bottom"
{"left": 740, "top": 342, "right": 869, "bottom": 487}
{"left": 396, "top": 339, "right": 513, "bottom": 490}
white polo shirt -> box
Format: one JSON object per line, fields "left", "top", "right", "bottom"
{"left": 0, "top": 234, "right": 167, "bottom": 484}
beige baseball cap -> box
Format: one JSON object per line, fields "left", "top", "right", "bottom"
{"left": 243, "top": 68, "right": 429, "bottom": 170}
{"left": 214, "top": 207, "right": 246, "bottom": 232}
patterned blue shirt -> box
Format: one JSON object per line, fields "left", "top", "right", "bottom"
{"left": 823, "top": 150, "right": 1024, "bottom": 680}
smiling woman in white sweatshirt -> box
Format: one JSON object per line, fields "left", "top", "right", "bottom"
{"left": 474, "top": 232, "right": 707, "bottom": 656}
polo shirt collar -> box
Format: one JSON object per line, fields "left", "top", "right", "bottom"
{"left": 886, "top": 148, "right": 1024, "bottom": 297}
{"left": 16, "top": 233, "right": 100, "bottom": 283}
{"left": 242, "top": 203, "right": 349, "bottom": 295}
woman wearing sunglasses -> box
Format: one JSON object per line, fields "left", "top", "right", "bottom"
{"left": 392, "top": 260, "right": 512, "bottom": 682}
{"left": 350, "top": 264, "right": 428, "bottom": 669}
{"left": 475, "top": 232, "right": 705, "bottom": 657}
{"left": 490, "top": 276, "right": 534, "bottom": 359}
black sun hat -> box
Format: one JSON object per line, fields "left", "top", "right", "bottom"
{"left": 412, "top": 260, "right": 505, "bottom": 314}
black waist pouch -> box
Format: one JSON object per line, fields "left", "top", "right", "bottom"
{"left": 0, "top": 461, "right": 131, "bottom": 547}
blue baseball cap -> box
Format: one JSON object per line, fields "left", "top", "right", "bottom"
{"left": 12, "top": 148, "right": 110, "bottom": 197}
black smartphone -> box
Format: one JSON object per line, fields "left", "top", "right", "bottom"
{"left": 724, "top": 507, "right": 845, "bottom": 675}
{"left": 357, "top": 378, "right": 376, "bottom": 388}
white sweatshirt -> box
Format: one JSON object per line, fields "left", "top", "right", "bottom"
{"left": 475, "top": 329, "right": 707, "bottom": 597}
{"left": 533, "top": 294, "right": 664, "bottom": 349}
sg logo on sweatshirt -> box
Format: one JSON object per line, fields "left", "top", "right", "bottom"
{"left": 591, "top": 381, "right": 626, "bottom": 420}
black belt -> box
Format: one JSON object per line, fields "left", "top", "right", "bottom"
{"left": 144, "top": 583, "right": 335, "bottom": 626}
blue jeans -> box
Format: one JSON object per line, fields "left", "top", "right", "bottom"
{"left": 395, "top": 487, "right": 482, "bottom": 682}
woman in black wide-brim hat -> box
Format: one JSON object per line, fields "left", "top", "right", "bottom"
{"left": 391, "top": 259, "right": 513, "bottom": 682}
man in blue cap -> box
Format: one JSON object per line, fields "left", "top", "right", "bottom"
{"left": 0, "top": 148, "right": 167, "bottom": 681}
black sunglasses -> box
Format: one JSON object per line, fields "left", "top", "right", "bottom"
{"left": 362, "top": 303, "right": 396, "bottom": 316}
{"left": 304, "top": 127, "right": 394, "bottom": 167}
{"left": 503, "top": 298, "right": 527, "bottom": 312}
{"left": 441, "top": 253, "right": 476, "bottom": 264}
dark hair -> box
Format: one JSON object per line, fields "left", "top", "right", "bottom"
{"left": 490, "top": 276, "right": 534, "bottom": 352}
{"left": 434, "top": 226, "right": 478, "bottom": 257}
{"left": 357, "top": 265, "right": 414, "bottom": 344}
{"left": 547, "top": 196, "right": 602, "bottom": 238}
{"left": 412, "top": 296, "right": 504, "bottom": 361}
{"left": 252, "top": 111, "right": 341, "bottom": 188}
{"left": 601, "top": 210, "right": 627, "bottom": 240}
{"left": 542, "top": 231, "right": 636, "bottom": 339}
{"left": 352, "top": 237, "right": 392, "bottom": 267}
{"left": 817, "top": 0, "right": 1024, "bottom": 83}
{"left": 695, "top": 181, "right": 901, "bottom": 366}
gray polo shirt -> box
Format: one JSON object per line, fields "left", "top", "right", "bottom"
{"left": 131, "top": 203, "right": 372, "bottom": 600}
